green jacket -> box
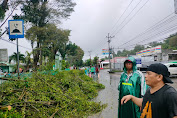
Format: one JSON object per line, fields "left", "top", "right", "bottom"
{"left": 118, "top": 56, "right": 146, "bottom": 118}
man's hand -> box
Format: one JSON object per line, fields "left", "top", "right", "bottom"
{"left": 121, "top": 95, "right": 132, "bottom": 105}
{"left": 121, "top": 95, "right": 143, "bottom": 107}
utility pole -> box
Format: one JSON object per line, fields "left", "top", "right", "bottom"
{"left": 106, "top": 33, "right": 114, "bottom": 72}
{"left": 88, "top": 51, "right": 92, "bottom": 67}
{"left": 112, "top": 47, "right": 115, "bottom": 69}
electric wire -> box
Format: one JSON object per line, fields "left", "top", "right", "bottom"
{"left": 109, "top": 0, "right": 134, "bottom": 33}
{"left": 92, "top": 0, "right": 150, "bottom": 56}
{"left": 0, "top": 38, "right": 32, "bottom": 50}
{"left": 93, "top": 0, "right": 144, "bottom": 52}
{"left": 112, "top": 0, "right": 150, "bottom": 36}
{"left": 122, "top": 23, "right": 177, "bottom": 49}
{"left": 0, "top": 2, "right": 20, "bottom": 28}
{"left": 93, "top": 13, "right": 176, "bottom": 56}
{"left": 118, "top": 17, "right": 177, "bottom": 49}
{"left": 116, "top": 12, "right": 175, "bottom": 48}
{"left": 96, "top": 17, "right": 177, "bottom": 55}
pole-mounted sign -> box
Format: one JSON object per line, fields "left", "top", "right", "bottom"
{"left": 8, "top": 20, "right": 24, "bottom": 39}
{"left": 8, "top": 19, "right": 24, "bottom": 79}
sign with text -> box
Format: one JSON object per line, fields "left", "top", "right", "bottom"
{"left": 8, "top": 20, "right": 24, "bottom": 39}
{"left": 136, "top": 45, "right": 161, "bottom": 56}
{"left": 102, "top": 49, "right": 109, "bottom": 55}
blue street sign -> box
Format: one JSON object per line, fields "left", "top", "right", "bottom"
{"left": 8, "top": 20, "right": 24, "bottom": 39}
{"left": 136, "top": 58, "right": 141, "bottom": 64}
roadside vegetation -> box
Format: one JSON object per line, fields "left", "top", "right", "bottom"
{"left": 0, "top": 69, "right": 106, "bottom": 117}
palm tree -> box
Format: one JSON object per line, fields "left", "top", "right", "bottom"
{"left": 9, "top": 52, "right": 25, "bottom": 64}
{"left": 25, "top": 51, "right": 33, "bottom": 71}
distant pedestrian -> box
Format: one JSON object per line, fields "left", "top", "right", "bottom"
{"left": 74, "top": 66, "right": 77, "bottom": 70}
{"left": 121, "top": 63, "right": 177, "bottom": 118}
{"left": 118, "top": 56, "right": 147, "bottom": 118}
{"left": 95, "top": 65, "right": 99, "bottom": 78}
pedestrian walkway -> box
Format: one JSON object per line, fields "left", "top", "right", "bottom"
{"left": 88, "top": 69, "right": 120, "bottom": 118}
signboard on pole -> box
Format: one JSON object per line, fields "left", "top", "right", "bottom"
{"left": 102, "top": 49, "right": 109, "bottom": 55}
{"left": 102, "top": 49, "right": 112, "bottom": 55}
{"left": 135, "top": 58, "right": 141, "bottom": 64}
{"left": 8, "top": 20, "right": 24, "bottom": 39}
{"left": 136, "top": 45, "right": 161, "bottom": 56}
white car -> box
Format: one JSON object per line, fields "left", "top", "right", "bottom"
{"left": 164, "top": 62, "right": 177, "bottom": 75}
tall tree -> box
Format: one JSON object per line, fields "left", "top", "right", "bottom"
{"left": 15, "top": 0, "right": 76, "bottom": 68}
{"left": 25, "top": 24, "right": 70, "bottom": 62}
{"left": 85, "top": 59, "right": 92, "bottom": 67}
{"left": 93, "top": 56, "right": 99, "bottom": 66}
{"left": 25, "top": 51, "right": 33, "bottom": 71}
{"left": 65, "top": 42, "right": 84, "bottom": 66}
{"left": 0, "top": 0, "right": 8, "bottom": 20}
{"left": 149, "top": 41, "right": 162, "bottom": 48}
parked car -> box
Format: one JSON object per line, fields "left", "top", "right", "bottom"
{"left": 164, "top": 62, "right": 177, "bottom": 75}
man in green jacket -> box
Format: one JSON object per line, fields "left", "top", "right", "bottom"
{"left": 118, "top": 56, "right": 146, "bottom": 118}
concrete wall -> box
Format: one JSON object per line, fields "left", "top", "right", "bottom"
{"left": 0, "top": 49, "right": 8, "bottom": 62}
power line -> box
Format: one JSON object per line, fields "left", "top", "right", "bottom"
{"left": 122, "top": 24, "right": 177, "bottom": 49}
{"left": 120, "top": 18, "right": 177, "bottom": 49}
{"left": 0, "top": 2, "right": 20, "bottom": 28}
{"left": 111, "top": 0, "right": 149, "bottom": 36}
{"left": 100, "top": 14, "right": 177, "bottom": 53}
{"left": 109, "top": 0, "right": 134, "bottom": 33}
{"left": 116, "top": 12, "right": 175, "bottom": 48}
{"left": 89, "top": 12, "right": 175, "bottom": 58}
{"left": 112, "top": 0, "right": 150, "bottom": 36}
{"left": 91, "top": 0, "right": 150, "bottom": 55}
{"left": 0, "top": 38, "right": 32, "bottom": 50}
{"left": 92, "top": 0, "right": 145, "bottom": 53}
{"left": 92, "top": 0, "right": 136, "bottom": 55}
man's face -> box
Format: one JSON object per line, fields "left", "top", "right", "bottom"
{"left": 145, "top": 71, "right": 160, "bottom": 87}
{"left": 125, "top": 62, "right": 133, "bottom": 70}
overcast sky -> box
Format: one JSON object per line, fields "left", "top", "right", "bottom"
{"left": 0, "top": 0, "right": 177, "bottom": 60}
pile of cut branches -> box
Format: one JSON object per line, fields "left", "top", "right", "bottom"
{"left": 0, "top": 70, "right": 106, "bottom": 118}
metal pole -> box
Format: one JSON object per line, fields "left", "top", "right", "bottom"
{"left": 108, "top": 35, "right": 111, "bottom": 71}
{"left": 17, "top": 38, "right": 20, "bottom": 79}
{"left": 88, "top": 51, "right": 92, "bottom": 67}
{"left": 106, "top": 33, "right": 114, "bottom": 72}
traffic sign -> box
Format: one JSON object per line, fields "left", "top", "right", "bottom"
{"left": 8, "top": 20, "right": 24, "bottom": 39}
{"left": 136, "top": 58, "right": 141, "bottom": 64}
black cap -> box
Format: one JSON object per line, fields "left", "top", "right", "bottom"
{"left": 147, "top": 63, "right": 173, "bottom": 83}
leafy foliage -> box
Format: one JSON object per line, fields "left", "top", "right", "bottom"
{"left": 13, "top": 0, "right": 76, "bottom": 68}
{"left": 0, "top": 0, "right": 8, "bottom": 20}
{"left": 84, "top": 59, "right": 92, "bottom": 66}
{"left": 9, "top": 52, "right": 25, "bottom": 63}
{"left": 93, "top": 56, "right": 99, "bottom": 66}
{"left": 66, "top": 42, "right": 84, "bottom": 67}
{"left": 162, "top": 34, "right": 177, "bottom": 50}
{"left": 0, "top": 70, "right": 106, "bottom": 117}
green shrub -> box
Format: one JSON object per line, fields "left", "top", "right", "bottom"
{"left": 0, "top": 70, "right": 105, "bottom": 117}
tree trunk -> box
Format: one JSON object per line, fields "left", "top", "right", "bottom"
{"left": 40, "top": 43, "right": 42, "bottom": 65}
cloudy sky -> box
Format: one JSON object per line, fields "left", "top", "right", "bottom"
{"left": 0, "top": 0, "right": 177, "bottom": 60}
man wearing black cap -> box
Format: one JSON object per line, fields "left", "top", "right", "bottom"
{"left": 121, "top": 63, "right": 177, "bottom": 118}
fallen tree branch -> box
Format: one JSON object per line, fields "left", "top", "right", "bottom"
{"left": 50, "top": 108, "right": 59, "bottom": 118}
{"left": 0, "top": 77, "right": 27, "bottom": 82}
{"left": 0, "top": 105, "right": 12, "bottom": 110}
